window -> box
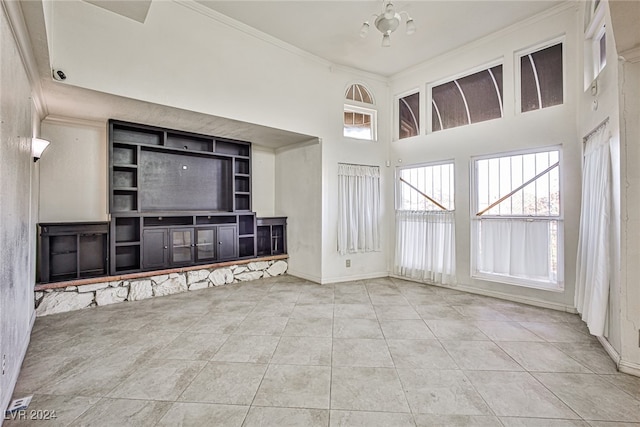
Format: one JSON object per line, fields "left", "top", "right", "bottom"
{"left": 431, "top": 65, "right": 503, "bottom": 132}
{"left": 344, "top": 106, "right": 376, "bottom": 140}
{"left": 346, "top": 83, "right": 373, "bottom": 104}
{"left": 397, "top": 162, "right": 454, "bottom": 211}
{"left": 472, "top": 148, "right": 563, "bottom": 290}
{"left": 594, "top": 25, "right": 607, "bottom": 74}
{"left": 338, "top": 163, "right": 380, "bottom": 254}
{"left": 344, "top": 84, "right": 376, "bottom": 141}
{"left": 399, "top": 92, "right": 420, "bottom": 139}
{"left": 395, "top": 162, "right": 456, "bottom": 284}
{"left": 520, "top": 43, "right": 563, "bottom": 112}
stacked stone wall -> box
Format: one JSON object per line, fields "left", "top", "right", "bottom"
{"left": 35, "top": 260, "right": 288, "bottom": 317}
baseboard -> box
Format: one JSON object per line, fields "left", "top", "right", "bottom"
{"left": 389, "top": 274, "right": 577, "bottom": 313}
{"left": 619, "top": 359, "right": 640, "bottom": 377}
{"left": 1, "top": 310, "right": 35, "bottom": 423}
{"left": 597, "top": 335, "right": 622, "bottom": 368}
{"left": 320, "top": 271, "right": 389, "bottom": 285}
{"left": 286, "top": 269, "right": 322, "bottom": 284}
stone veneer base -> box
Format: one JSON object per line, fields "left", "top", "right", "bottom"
{"left": 35, "top": 259, "right": 288, "bottom": 317}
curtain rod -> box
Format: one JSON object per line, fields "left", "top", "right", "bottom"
{"left": 338, "top": 162, "right": 379, "bottom": 168}
{"left": 583, "top": 117, "right": 610, "bottom": 143}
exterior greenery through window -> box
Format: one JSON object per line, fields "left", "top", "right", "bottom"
{"left": 397, "top": 162, "right": 454, "bottom": 211}
{"left": 520, "top": 43, "right": 563, "bottom": 112}
{"left": 344, "top": 84, "right": 376, "bottom": 141}
{"left": 431, "top": 65, "right": 503, "bottom": 132}
{"left": 399, "top": 92, "right": 420, "bottom": 139}
{"left": 472, "top": 148, "right": 562, "bottom": 290}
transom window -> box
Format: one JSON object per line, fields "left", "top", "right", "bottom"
{"left": 399, "top": 92, "right": 420, "bottom": 139}
{"left": 431, "top": 65, "right": 503, "bottom": 132}
{"left": 472, "top": 148, "right": 563, "bottom": 290}
{"left": 346, "top": 83, "right": 373, "bottom": 104}
{"left": 520, "top": 43, "right": 564, "bottom": 112}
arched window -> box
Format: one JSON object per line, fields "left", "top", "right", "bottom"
{"left": 431, "top": 65, "right": 503, "bottom": 132}
{"left": 344, "top": 83, "right": 377, "bottom": 141}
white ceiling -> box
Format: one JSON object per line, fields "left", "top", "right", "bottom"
{"left": 196, "top": 0, "right": 565, "bottom": 76}
{"left": 19, "top": 0, "right": 567, "bottom": 147}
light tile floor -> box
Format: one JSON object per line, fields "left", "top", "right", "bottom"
{"left": 6, "top": 275, "right": 640, "bottom": 426}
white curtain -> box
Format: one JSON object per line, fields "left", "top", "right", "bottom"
{"left": 575, "top": 123, "right": 611, "bottom": 336}
{"left": 394, "top": 210, "right": 456, "bottom": 285}
{"left": 338, "top": 163, "right": 381, "bottom": 255}
{"left": 476, "top": 218, "right": 555, "bottom": 282}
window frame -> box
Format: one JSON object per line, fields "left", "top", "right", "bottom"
{"left": 343, "top": 104, "right": 378, "bottom": 142}
{"left": 395, "top": 159, "right": 455, "bottom": 212}
{"left": 515, "top": 36, "right": 566, "bottom": 115}
{"left": 584, "top": 6, "right": 607, "bottom": 88}
{"left": 427, "top": 59, "right": 504, "bottom": 134}
{"left": 395, "top": 88, "right": 422, "bottom": 141}
{"left": 344, "top": 82, "right": 377, "bottom": 142}
{"left": 470, "top": 145, "right": 564, "bottom": 291}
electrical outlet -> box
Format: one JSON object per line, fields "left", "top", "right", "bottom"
{"left": 346, "top": 259, "right": 351, "bottom": 268}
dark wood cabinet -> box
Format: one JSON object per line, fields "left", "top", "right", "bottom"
{"left": 39, "top": 222, "right": 109, "bottom": 283}
{"left": 109, "top": 120, "right": 257, "bottom": 274}
{"left": 256, "top": 217, "right": 287, "bottom": 257}
{"left": 135, "top": 216, "right": 243, "bottom": 271}
{"left": 142, "top": 228, "right": 168, "bottom": 269}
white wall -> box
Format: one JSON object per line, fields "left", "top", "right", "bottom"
{"left": 42, "top": 0, "right": 392, "bottom": 282}
{"left": 39, "top": 119, "right": 108, "bottom": 222}
{"left": 607, "top": 0, "right": 640, "bottom": 375}
{"left": 251, "top": 147, "right": 275, "bottom": 217}
{"left": 0, "top": 2, "right": 38, "bottom": 416}
{"left": 275, "top": 143, "right": 323, "bottom": 281}
{"left": 388, "top": 4, "right": 581, "bottom": 309}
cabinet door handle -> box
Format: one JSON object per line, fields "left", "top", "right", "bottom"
{"left": 218, "top": 242, "right": 222, "bottom": 245}
{"left": 164, "top": 246, "right": 168, "bottom": 249}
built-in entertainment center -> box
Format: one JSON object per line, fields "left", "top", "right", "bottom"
{"left": 38, "top": 120, "right": 287, "bottom": 283}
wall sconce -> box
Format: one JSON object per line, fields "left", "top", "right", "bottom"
{"left": 32, "top": 137, "right": 50, "bottom": 162}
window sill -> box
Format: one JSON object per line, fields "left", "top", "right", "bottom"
{"left": 472, "top": 272, "right": 564, "bottom": 292}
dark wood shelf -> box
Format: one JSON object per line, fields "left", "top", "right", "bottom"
{"left": 39, "top": 222, "right": 109, "bottom": 283}
{"left": 115, "top": 241, "right": 141, "bottom": 247}
{"left": 109, "top": 120, "right": 257, "bottom": 275}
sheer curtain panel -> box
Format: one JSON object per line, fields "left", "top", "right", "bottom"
{"left": 575, "top": 122, "right": 611, "bottom": 336}
{"left": 476, "top": 218, "right": 555, "bottom": 283}
{"left": 394, "top": 210, "right": 456, "bottom": 284}
{"left": 338, "top": 164, "right": 381, "bottom": 255}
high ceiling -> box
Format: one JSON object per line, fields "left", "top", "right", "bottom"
{"left": 18, "top": 0, "right": 568, "bottom": 147}
{"left": 196, "top": 1, "right": 564, "bottom": 76}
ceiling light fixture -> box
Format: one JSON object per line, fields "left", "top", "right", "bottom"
{"left": 360, "top": 1, "right": 416, "bottom": 47}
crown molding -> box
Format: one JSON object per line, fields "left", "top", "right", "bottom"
{"left": 390, "top": 1, "right": 578, "bottom": 82}
{"left": 43, "top": 115, "right": 105, "bottom": 129}
{"left": 173, "top": 1, "right": 331, "bottom": 67}
{"left": 172, "top": 0, "right": 389, "bottom": 84}
{"left": 1, "top": 0, "right": 49, "bottom": 119}
{"left": 620, "top": 46, "right": 640, "bottom": 64}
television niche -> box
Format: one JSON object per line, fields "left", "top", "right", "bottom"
{"left": 109, "top": 120, "right": 257, "bottom": 274}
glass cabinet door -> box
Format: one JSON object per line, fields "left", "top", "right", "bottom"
{"left": 171, "top": 229, "right": 193, "bottom": 264}
{"left": 195, "top": 229, "right": 216, "bottom": 262}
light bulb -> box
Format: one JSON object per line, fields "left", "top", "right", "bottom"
{"left": 406, "top": 18, "right": 416, "bottom": 35}
{"left": 382, "top": 33, "right": 391, "bottom": 47}
{"left": 384, "top": 1, "right": 394, "bottom": 19}
{"left": 360, "top": 22, "right": 370, "bottom": 38}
